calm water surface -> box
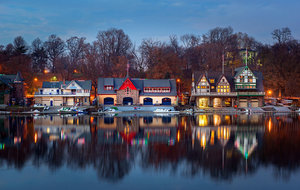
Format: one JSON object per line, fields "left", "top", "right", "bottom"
{"left": 1, "top": 113, "right": 300, "bottom": 190}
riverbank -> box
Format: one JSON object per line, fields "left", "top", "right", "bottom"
{"left": 0, "top": 105, "right": 299, "bottom": 115}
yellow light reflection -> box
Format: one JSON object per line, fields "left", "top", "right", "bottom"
{"left": 177, "top": 131, "right": 180, "bottom": 142}
{"left": 34, "top": 132, "right": 38, "bottom": 143}
{"left": 213, "top": 115, "right": 221, "bottom": 126}
{"left": 201, "top": 134, "right": 206, "bottom": 149}
{"left": 198, "top": 115, "right": 208, "bottom": 126}
{"left": 210, "top": 130, "right": 215, "bottom": 145}
{"left": 268, "top": 118, "right": 272, "bottom": 132}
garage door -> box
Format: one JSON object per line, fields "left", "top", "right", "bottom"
{"left": 67, "top": 98, "right": 74, "bottom": 106}
{"left": 251, "top": 99, "right": 259, "bottom": 107}
{"left": 104, "top": 97, "right": 114, "bottom": 105}
{"left": 54, "top": 100, "right": 63, "bottom": 106}
{"left": 213, "top": 98, "right": 222, "bottom": 108}
{"left": 239, "top": 99, "right": 248, "bottom": 107}
{"left": 162, "top": 98, "right": 171, "bottom": 105}
{"left": 143, "top": 98, "right": 153, "bottom": 105}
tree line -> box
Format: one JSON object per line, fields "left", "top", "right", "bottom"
{"left": 0, "top": 27, "right": 299, "bottom": 96}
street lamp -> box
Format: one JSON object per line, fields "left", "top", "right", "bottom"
{"left": 267, "top": 90, "right": 272, "bottom": 96}
{"left": 34, "top": 77, "right": 38, "bottom": 82}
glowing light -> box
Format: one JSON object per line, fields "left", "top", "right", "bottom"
{"left": 210, "top": 130, "right": 215, "bottom": 145}
{"left": 213, "top": 115, "right": 221, "bottom": 126}
{"left": 268, "top": 118, "right": 272, "bottom": 132}
{"left": 176, "top": 78, "right": 181, "bottom": 83}
{"left": 198, "top": 115, "right": 208, "bottom": 126}
{"left": 34, "top": 132, "right": 38, "bottom": 143}
{"left": 177, "top": 131, "right": 180, "bottom": 142}
{"left": 90, "top": 116, "right": 94, "bottom": 124}
{"left": 201, "top": 134, "right": 206, "bottom": 149}
{"left": 34, "top": 77, "right": 38, "bottom": 82}
{"left": 44, "top": 69, "right": 49, "bottom": 74}
{"left": 267, "top": 90, "right": 272, "bottom": 95}
{"left": 47, "top": 128, "right": 50, "bottom": 133}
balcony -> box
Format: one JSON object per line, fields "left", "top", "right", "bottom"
{"left": 35, "top": 92, "right": 75, "bottom": 96}
{"left": 237, "top": 92, "right": 265, "bottom": 96}
{"left": 191, "top": 91, "right": 265, "bottom": 97}
{"left": 191, "top": 92, "right": 237, "bottom": 97}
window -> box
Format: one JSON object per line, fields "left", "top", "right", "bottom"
{"left": 104, "top": 86, "right": 113, "bottom": 90}
{"left": 85, "top": 98, "right": 87, "bottom": 102}
{"left": 210, "top": 79, "right": 214, "bottom": 83}
{"left": 211, "top": 86, "right": 215, "bottom": 89}
{"left": 40, "top": 90, "right": 43, "bottom": 94}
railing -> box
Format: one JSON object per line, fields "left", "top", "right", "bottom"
{"left": 191, "top": 91, "right": 265, "bottom": 96}
{"left": 35, "top": 92, "right": 75, "bottom": 95}
{"left": 237, "top": 92, "right": 265, "bottom": 96}
{"left": 191, "top": 92, "right": 237, "bottom": 96}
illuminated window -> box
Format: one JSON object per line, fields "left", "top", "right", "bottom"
{"left": 211, "top": 86, "right": 215, "bottom": 89}
{"left": 197, "top": 86, "right": 200, "bottom": 89}
{"left": 221, "top": 89, "right": 224, "bottom": 92}
{"left": 217, "top": 89, "right": 220, "bottom": 92}
{"left": 227, "top": 89, "right": 229, "bottom": 92}
{"left": 210, "top": 79, "right": 215, "bottom": 83}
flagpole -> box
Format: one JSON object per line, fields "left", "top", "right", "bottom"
{"left": 246, "top": 48, "right": 248, "bottom": 67}
{"left": 222, "top": 53, "right": 224, "bottom": 74}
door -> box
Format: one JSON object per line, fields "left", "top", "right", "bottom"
{"left": 213, "top": 98, "right": 222, "bottom": 108}
{"left": 251, "top": 99, "right": 259, "bottom": 107}
{"left": 162, "top": 98, "right": 171, "bottom": 105}
{"left": 67, "top": 98, "right": 74, "bottom": 106}
{"left": 143, "top": 98, "right": 153, "bottom": 105}
{"left": 104, "top": 97, "right": 114, "bottom": 105}
{"left": 123, "top": 97, "right": 133, "bottom": 105}
{"left": 239, "top": 99, "right": 248, "bottom": 107}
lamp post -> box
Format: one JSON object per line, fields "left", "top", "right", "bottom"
{"left": 267, "top": 90, "right": 272, "bottom": 97}
{"left": 176, "top": 78, "right": 181, "bottom": 95}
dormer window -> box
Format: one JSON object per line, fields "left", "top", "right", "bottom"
{"left": 104, "top": 85, "right": 114, "bottom": 90}
{"left": 210, "top": 79, "right": 214, "bottom": 83}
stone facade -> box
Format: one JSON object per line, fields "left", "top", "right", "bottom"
{"left": 116, "top": 88, "right": 139, "bottom": 105}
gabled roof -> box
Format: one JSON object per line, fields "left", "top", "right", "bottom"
{"left": 234, "top": 66, "right": 257, "bottom": 78}
{"left": 144, "top": 79, "right": 171, "bottom": 87}
{"left": 41, "top": 80, "right": 92, "bottom": 90}
{"left": 194, "top": 69, "right": 264, "bottom": 92}
{"left": 97, "top": 78, "right": 177, "bottom": 96}
{"left": 0, "top": 72, "right": 24, "bottom": 87}
{"left": 42, "top": 81, "right": 63, "bottom": 88}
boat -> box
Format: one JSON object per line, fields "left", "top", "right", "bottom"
{"left": 98, "top": 108, "right": 120, "bottom": 114}
{"left": 58, "top": 107, "right": 78, "bottom": 114}
{"left": 153, "top": 108, "right": 179, "bottom": 113}
{"left": 181, "top": 109, "right": 193, "bottom": 114}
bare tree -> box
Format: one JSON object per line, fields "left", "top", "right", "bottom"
{"left": 96, "top": 28, "right": 133, "bottom": 75}
{"left": 66, "top": 36, "right": 86, "bottom": 68}
{"left": 272, "top": 27, "right": 293, "bottom": 44}
{"left": 44, "top": 34, "right": 65, "bottom": 73}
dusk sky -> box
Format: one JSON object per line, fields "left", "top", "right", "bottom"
{"left": 0, "top": 0, "right": 299, "bottom": 46}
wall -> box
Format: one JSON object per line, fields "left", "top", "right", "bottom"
{"left": 116, "top": 89, "right": 139, "bottom": 105}
{"left": 139, "top": 95, "right": 177, "bottom": 105}
{"left": 98, "top": 94, "right": 117, "bottom": 105}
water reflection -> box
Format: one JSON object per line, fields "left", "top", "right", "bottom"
{"left": 0, "top": 114, "right": 300, "bottom": 183}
